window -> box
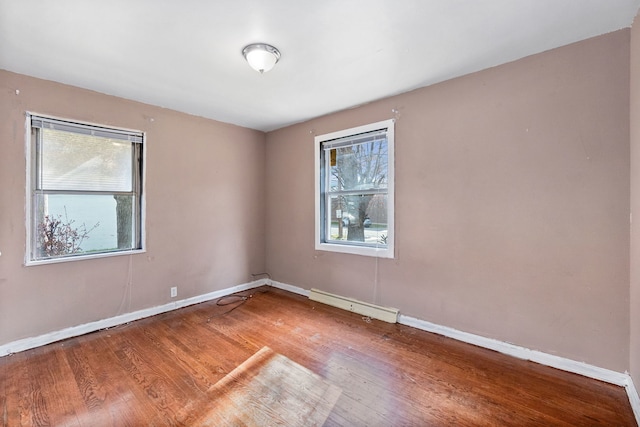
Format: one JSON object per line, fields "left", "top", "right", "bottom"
{"left": 26, "top": 114, "right": 145, "bottom": 264}
{"left": 315, "top": 119, "right": 394, "bottom": 258}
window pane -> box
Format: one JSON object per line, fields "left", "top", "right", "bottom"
{"left": 328, "top": 139, "right": 388, "bottom": 191}
{"left": 33, "top": 193, "right": 136, "bottom": 259}
{"left": 40, "top": 128, "right": 133, "bottom": 192}
{"left": 328, "top": 194, "right": 388, "bottom": 246}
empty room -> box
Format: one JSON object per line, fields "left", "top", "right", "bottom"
{"left": 2, "top": 0, "right": 640, "bottom": 425}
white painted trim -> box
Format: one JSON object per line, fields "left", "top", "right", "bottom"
{"left": 269, "top": 280, "right": 310, "bottom": 297}
{"left": 25, "top": 248, "right": 147, "bottom": 267}
{"left": 24, "top": 112, "right": 32, "bottom": 265}
{"left": 626, "top": 376, "right": 640, "bottom": 425}
{"left": 0, "top": 279, "right": 268, "bottom": 357}
{"left": 398, "top": 314, "right": 629, "bottom": 386}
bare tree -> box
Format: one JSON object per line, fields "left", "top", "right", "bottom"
{"left": 332, "top": 139, "right": 387, "bottom": 242}
{"left": 37, "top": 207, "right": 99, "bottom": 257}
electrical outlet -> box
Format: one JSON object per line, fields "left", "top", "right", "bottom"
{"left": 170, "top": 287, "right": 177, "bottom": 298}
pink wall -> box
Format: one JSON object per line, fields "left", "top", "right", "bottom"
{"left": 0, "top": 70, "right": 266, "bottom": 345}
{"left": 630, "top": 14, "right": 640, "bottom": 389}
{"left": 266, "top": 30, "right": 631, "bottom": 371}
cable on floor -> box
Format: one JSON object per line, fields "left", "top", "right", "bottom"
{"left": 206, "top": 287, "right": 270, "bottom": 322}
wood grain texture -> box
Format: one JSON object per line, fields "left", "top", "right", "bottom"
{"left": 0, "top": 286, "right": 636, "bottom": 426}
{"left": 188, "top": 346, "right": 341, "bottom": 426}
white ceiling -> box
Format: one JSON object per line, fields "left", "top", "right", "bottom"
{"left": 1, "top": 1, "right": 639, "bottom": 132}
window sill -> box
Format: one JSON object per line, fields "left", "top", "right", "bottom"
{"left": 25, "top": 248, "right": 146, "bottom": 267}
{"left": 315, "top": 242, "right": 394, "bottom": 259}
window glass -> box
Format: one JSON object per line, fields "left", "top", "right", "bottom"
{"left": 40, "top": 129, "right": 133, "bottom": 192}
{"left": 33, "top": 194, "right": 136, "bottom": 258}
{"left": 329, "top": 140, "right": 388, "bottom": 192}
{"left": 328, "top": 194, "right": 389, "bottom": 245}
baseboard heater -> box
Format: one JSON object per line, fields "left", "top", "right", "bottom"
{"left": 308, "top": 288, "right": 399, "bottom": 323}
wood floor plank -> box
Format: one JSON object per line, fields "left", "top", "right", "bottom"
{"left": 33, "top": 346, "right": 82, "bottom": 427}
{"left": 0, "top": 286, "right": 636, "bottom": 426}
{"left": 71, "top": 331, "right": 156, "bottom": 426}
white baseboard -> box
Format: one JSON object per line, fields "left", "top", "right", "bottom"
{"left": 270, "top": 280, "right": 310, "bottom": 297}
{"left": 398, "top": 314, "right": 629, "bottom": 386}
{"left": 627, "top": 376, "right": 640, "bottom": 424}
{"left": 0, "top": 279, "right": 268, "bottom": 357}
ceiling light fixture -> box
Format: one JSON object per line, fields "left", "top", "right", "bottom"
{"left": 242, "top": 43, "right": 281, "bottom": 73}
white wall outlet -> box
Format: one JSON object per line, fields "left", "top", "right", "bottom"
{"left": 170, "top": 286, "right": 177, "bottom": 298}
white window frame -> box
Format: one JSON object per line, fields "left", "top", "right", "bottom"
{"left": 25, "top": 113, "right": 146, "bottom": 266}
{"left": 314, "top": 119, "right": 395, "bottom": 258}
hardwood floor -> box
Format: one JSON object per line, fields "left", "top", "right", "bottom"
{"left": 1, "top": 286, "right": 636, "bottom": 426}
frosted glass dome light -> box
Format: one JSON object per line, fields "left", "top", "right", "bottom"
{"left": 242, "top": 43, "right": 281, "bottom": 73}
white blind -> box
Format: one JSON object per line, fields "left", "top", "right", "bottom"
{"left": 31, "top": 115, "right": 143, "bottom": 143}
{"left": 321, "top": 128, "right": 387, "bottom": 150}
